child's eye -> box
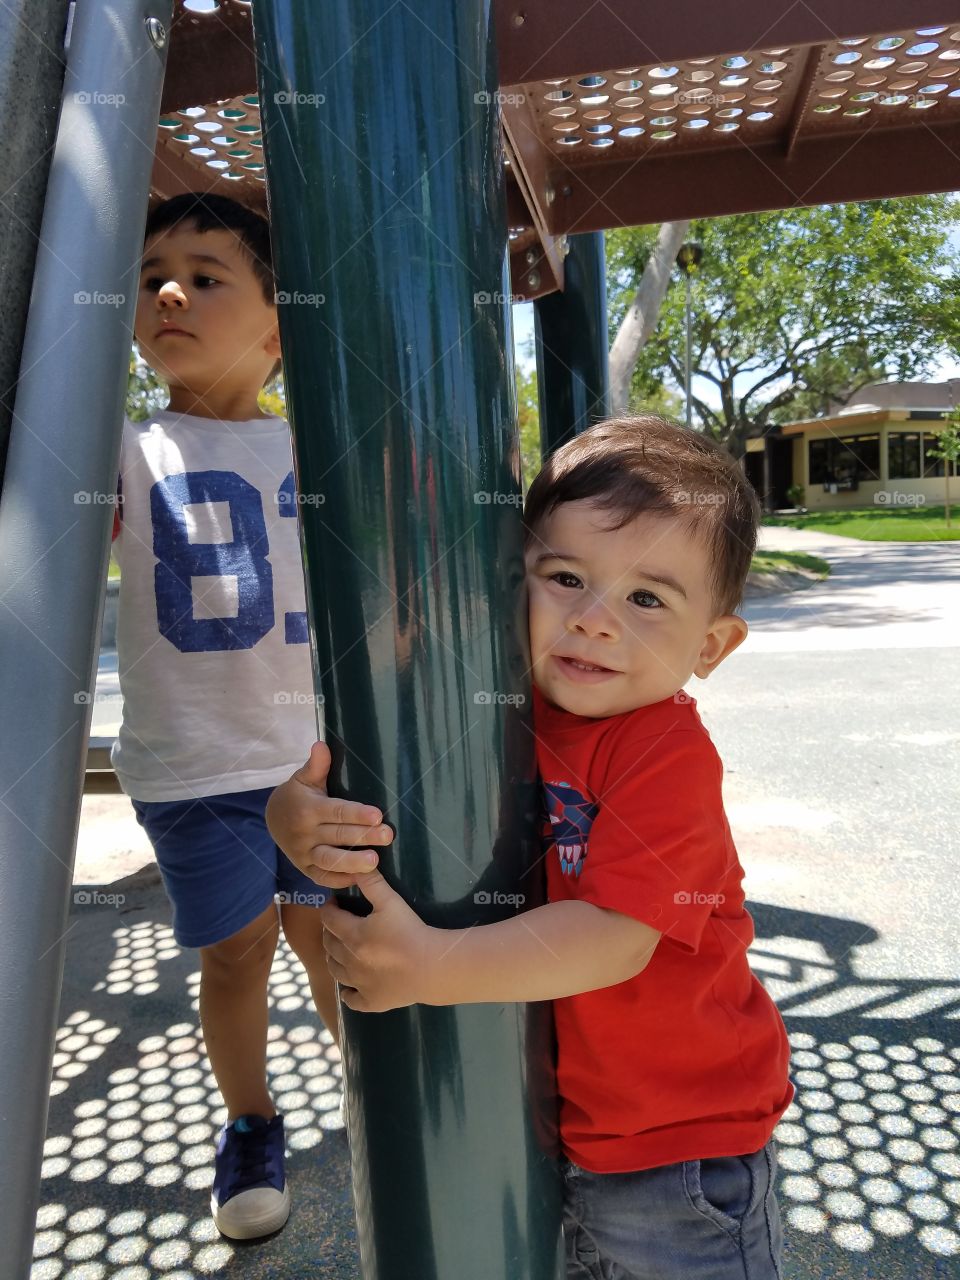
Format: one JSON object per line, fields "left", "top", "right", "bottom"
{"left": 549, "top": 571, "right": 582, "bottom": 590}
{"left": 194, "top": 275, "right": 218, "bottom": 288}
{"left": 629, "top": 589, "right": 663, "bottom": 610}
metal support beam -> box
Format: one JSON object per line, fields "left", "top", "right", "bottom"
{"left": 0, "top": 3, "right": 171, "bottom": 1272}
{"left": 251, "top": 3, "right": 563, "bottom": 1279}
{"left": 0, "top": 0, "right": 71, "bottom": 485}
{"left": 496, "top": 0, "right": 960, "bottom": 84}
{"left": 534, "top": 231, "right": 610, "bottom": 457}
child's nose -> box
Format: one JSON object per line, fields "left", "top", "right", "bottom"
{"left": 569, "top": 599, "right": 617, "bottom": 638}
{"left": 156, "top": 280, "right": 189, "bottom": 309}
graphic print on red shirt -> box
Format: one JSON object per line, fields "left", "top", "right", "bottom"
{"left": 533, "top": 684, "right": 793, "bottom": 1174}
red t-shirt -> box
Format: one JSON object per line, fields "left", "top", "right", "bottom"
{"left": 534, "top": 684, "right": 793, "bottom": 1174}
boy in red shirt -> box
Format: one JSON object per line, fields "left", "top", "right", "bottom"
{"left": 268, "top": 415, "right": 793, "bottom": 1278}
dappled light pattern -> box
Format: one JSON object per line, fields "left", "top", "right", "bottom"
{"left": 778, "top": 1031, "right": 960, "bottom": 1259}
{"left": 33, "top": 921, "right": 343, "bottom": 1279}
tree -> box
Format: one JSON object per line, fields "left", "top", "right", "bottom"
{"left": 515, "top": 360, "right": 541, "bottom": 489}
{"left": 606, "top": 198, "right": 960, "bottom": 455}
{"left": 931, "top": 413, "right": 960, "bottom": 528}
{"left": 608, "top": 220, "right": 690, "bottom": 412}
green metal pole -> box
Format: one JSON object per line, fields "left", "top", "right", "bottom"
{"left": 250, "top": 4, "right": 563, "bottom": 1279}
{"left": 534, "top": 231, "right": 610, "bottom": 458}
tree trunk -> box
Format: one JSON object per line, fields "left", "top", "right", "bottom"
{"left": 609, "top": 220, "right": 691, "bottom": 413}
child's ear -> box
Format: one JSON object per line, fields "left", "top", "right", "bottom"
{"left": 692, "top": 614, "right": 748, "bottom": 679}
{"left": 265, "top": 322, "right": 282, "bottom": 361}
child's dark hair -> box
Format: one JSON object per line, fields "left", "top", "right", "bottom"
{"left": 524, "top": 415, "right": 761, "bottom": 615}
{"left": 144, "top": 193, "right": 281, "bottom": 382}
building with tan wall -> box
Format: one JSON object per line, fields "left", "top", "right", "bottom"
{"left": 744, "top": 382, "right": 960, "bottom": 512}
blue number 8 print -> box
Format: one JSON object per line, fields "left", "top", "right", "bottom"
{"left": 152, "top": 470, "right": 274, "bottom": 652}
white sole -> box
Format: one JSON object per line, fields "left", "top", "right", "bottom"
{"left": 211, "top": 1183, "right": 291, "bottom": 1240}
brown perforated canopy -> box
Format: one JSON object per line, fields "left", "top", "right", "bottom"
{"left": 154, "top": 2, "right": 960, "bottom": 298}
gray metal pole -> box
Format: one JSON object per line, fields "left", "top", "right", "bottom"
{"left": 0, "top": 3, "right": 171, "bottom": 1272}
{"left": 0, "top": 0, "right": 71, "bottom": 485}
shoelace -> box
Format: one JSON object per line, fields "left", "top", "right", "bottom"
{"left": 231, "top": 1129, "right": 274, "bottom": 1192}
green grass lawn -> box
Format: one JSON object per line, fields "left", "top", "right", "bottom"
{"left": 750, "top": 550, "right": 830, "bottom": 578}
{"left": 764, "top": 504, "right": 960, "bottom": 541}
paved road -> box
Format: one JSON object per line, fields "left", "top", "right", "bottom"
{"left": 34, "top": 528, "right": 960, "bottom": 1279}
{"left": 694, "top": 527, "right": 960, "bottom": 1278}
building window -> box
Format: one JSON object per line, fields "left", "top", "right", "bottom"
{"left": 921, "top": 430, "right": 960, "bottom": 477}
{"left": 808, "top": 434, "right": 880, "bottom": 487}
{"left": 888, "top": 432, "right": 921, "bottom": 480}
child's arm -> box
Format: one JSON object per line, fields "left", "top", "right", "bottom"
{"left": 320, "top": 871, "right": 660, "bottom": 1013}
{"left": 266, "top": 741, "right": 395, "bottom": 890}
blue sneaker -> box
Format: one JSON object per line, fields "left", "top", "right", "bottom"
{"left": 211, "top": 1113, "right": 290, "bottom": 1239}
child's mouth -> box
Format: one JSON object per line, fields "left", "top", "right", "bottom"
{"left": 553, "top": 655, "right": 618, "bottom": 683}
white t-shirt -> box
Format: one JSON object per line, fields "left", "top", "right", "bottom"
{"left": 111, "top": 409, "right": 320, "bottom": 801}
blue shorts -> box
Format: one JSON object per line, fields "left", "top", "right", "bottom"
{"left": 562, "top": 1140, "right": 782, "bottom": 1279}
{"left": 131, "top": 786, "right": 330, "bottom": 948}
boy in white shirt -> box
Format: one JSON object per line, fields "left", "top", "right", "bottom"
{"left": 113, "top": 193, "right": 391, "bottom": 1239}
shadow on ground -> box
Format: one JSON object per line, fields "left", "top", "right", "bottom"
{"left": 33, "top": 866, "right": 358, "bottom": 1280}
{"left": 751, "top": 902, "right": 960, "bottom": 1280}
{"left": 31, "top": 879, "right": 960, "bottom": 1278}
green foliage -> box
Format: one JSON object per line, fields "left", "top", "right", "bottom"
{"left": 607, "top": 197, "right": 960, "bottom": 453}
{"left": 126, "top": 345, "right": 286, "bottom": 420}
{"left": 764, "top": 504, "right": 960, "bottom": 541}
{"left": 932, "top": 412, "right": 960, "bottom": 465}
{"left": 515, "top": 360, "right": 541, "bottom": 489}
{"left": 751, "top": 550, "right": 829, "bottom": 577}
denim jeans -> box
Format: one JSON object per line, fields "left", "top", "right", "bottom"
{"left": 562, "top": 1140, "right": 783, "bottom": 1280}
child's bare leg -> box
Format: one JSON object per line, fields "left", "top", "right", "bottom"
{"left": 199, "top": 903, "right": 280, "bottom": 1120}
{"left": 280, "top": 902, "right": 341, "bottom": 1048}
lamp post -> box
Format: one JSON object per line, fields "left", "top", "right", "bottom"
{"left": 676, "top": 241, "right": 703, "bottom": 429}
